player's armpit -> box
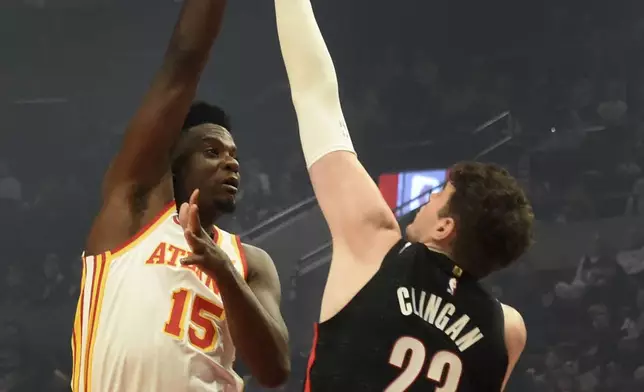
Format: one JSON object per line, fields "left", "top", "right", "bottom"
{"left": 101, "top": 0, "right": 227, "bottom": 201}
{"left": 500, "top": 303, "right": 527, "bottom": 391}
{"left": 309, "top": 151, "right": 401, "bottom": 261}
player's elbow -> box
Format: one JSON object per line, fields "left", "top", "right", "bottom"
{"left": 256, "top": 357, "right": 291, "bottom": 388}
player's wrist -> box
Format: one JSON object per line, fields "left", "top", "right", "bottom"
{"left": 203, "top": 247, "right": 234, "bottom": 275}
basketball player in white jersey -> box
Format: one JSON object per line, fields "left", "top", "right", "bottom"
{"left": 275, "top": 0, "right": 529, "bottom": 390}
{"left": 70, "top": 1, "right": 290, "bottom": 391}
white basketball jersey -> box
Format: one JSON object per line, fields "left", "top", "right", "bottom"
{"left": 71, "top": 203, "right": 247, "bottom": 392}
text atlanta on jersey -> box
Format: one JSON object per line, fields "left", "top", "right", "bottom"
{"left": 396, "top": 287, "right": 484, "bottom": 352}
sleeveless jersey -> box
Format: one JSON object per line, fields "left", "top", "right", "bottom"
{"left": 71, "top": 202, "right": 248, "bottom": 392}
{"left": 305, "top": 241, "right": 508, "bottom": 392}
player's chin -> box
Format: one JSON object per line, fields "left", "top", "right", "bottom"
{"left": 214, "top": 195, "right": 236, "bottom": 214}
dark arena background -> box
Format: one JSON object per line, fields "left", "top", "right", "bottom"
{"left": 3, "top": 0, "right": 644, "bottom": 390}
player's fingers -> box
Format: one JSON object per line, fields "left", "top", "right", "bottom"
{"left": 180, "top": 254, "right": 204, "bottom": 266}
{"left": 188, "top": 204, "right": 202, "bottom": 235}
{"left": 189, "top": 189, "right": 200, "bottom": 205}
{"left": 178, "top": 202, "right": 190, "bottom": 229}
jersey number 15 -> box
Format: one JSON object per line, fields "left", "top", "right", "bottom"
{"left": 387, "top": 337, "right": 463, "bottom": 392}
{"left": 164, "top": 288, "right": 224, "bottom": 351}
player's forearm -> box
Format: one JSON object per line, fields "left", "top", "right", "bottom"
{"left": 163, "top": 0, "right": 227, "bottom": 79}
{"left": 275, "top": 0, "right": 355, "bottom": 168}
{"left": 275, "top": 0, "right": 340, "bottom": 102}
{"left": 209, "top": 263, "right": 290, "bottom": 387}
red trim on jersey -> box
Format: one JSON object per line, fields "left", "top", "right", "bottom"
{"left": 71, "top": 329, "right": 78, "bottom": 385}
{"left": 83, "top": 255, "right": 106, "bottom": 385}
{"left": 78, "top": 270, "right": 86, "bottom": 344}
{"left": 72, "top": 257, "right": 88, "bottom": 390}
{"left": 235, "top": 235, "right": 249, "bottom": 280}
{"left": 304, "top": 323, "right": 319, "bottom": 392}
{"left": 111, "top": 201, "right": 175, "bottom": 254}
{"left": 75, "top": 287, "right": 85, "bottom": 372}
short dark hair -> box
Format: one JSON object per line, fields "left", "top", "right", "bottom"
{"left": 172, "top": 102, "right": 232, "bottom": 200}
{"left": 441, "top": 162, "right": 534, "bottom": 277}
{"left": 182, "top": 101, "right": 231, "bottom": 132}
{"left": 174, "top": 101, "right": 231, "bottom": 170}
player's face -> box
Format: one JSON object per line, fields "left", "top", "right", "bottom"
{"left": 406, "top": 182, "right": 456, "bottom": 245}
{"left": 180, "top": 125, "right": 240, "bottom": 214}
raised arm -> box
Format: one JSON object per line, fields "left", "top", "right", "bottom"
{"left": 104, "top": 0, "right": 227, "bottom": 197}
{"left": 275, "top": 0, "right": 401, "bottom": 320}
{"left": 275, "top": 0, "right": 400, "bottom": 254}
{"left": 87, "top": 0, "right": 227, "bottom": 254}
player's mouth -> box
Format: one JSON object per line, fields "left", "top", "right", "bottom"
{"left": 221, "top": 177, "right": 239, "bottom": 194}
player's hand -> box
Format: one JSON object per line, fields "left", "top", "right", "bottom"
{"left": 178, "top": 189, "right": 232, "bottom": 271}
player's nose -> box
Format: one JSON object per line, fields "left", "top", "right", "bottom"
{"left": 224, "top": 156, "right": 239, "bottom": 173}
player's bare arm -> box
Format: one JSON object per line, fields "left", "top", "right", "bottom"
{"left": 501, "top": 303, "right": 527, "bottom": 391}
{"left": 86, "top": 0, "right": 227, "bottom": 255}
{"left": 275, "top": 0, "right": 401, "bottom": 321}
{"left": 178, "top": 191, "right": 290, "bottom": 387}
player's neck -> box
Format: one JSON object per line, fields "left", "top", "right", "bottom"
{"left": 198, "top": 208, "right": 221, "bottom": 231}
{"left": 422, "top": 243, "right": 452, "bottom": 259}
{"left": 173, "top": 194, "right": 221, "bottom": 229}
{"left": 423, "top": 242, "right": 467, "bottom": 269}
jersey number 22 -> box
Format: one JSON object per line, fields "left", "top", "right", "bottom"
{"left": 387, "top": 337, "right": 462, "bottom": 392}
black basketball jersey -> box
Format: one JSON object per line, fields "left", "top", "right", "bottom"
{"left": 304, "top": 240, "right": 508, "bottom": 392}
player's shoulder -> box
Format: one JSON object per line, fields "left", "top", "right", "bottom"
{"left": 500, "top": 303, "right": 524, "bottom": 324}
{"left": 213, "top": 226, "right": 275, "bottom": 273}
{"left": 241, "top": 243, "right": 278, "bottom": 281}
{"left": 500, "top": 303, "right": 527, "bottom": 347}
{"left": 241, "top": 243, "right": 272, "bottom": 263}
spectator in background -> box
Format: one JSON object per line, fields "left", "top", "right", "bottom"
{"left": 0, "top": 321, "right": 23, "bottom": 392}
{"left": 635, "top": 289, "right": 644, "bottom": 336}
{"left": 40, "top": 253, "right": 66, "bottom": 304}
{"left": 0, "top": 161, "right": 21, "bottom": 203}
{"left": 0, "top": 161, "right": 23, "bottom": 246}
{"left": 2, "top": 264, "right": 27, "bottom": 308}
{"left": 631, "top": 366, "right": 644, "bottom": 391}
{"left": 557, "top": 235, "right": 633, "bottom": 307}
{"left": 67, "top": 259, "right": 83, "bottom": 300}
{"left": 626, "top": 175, "right": 644, "bottom": 215}
{"left": 245, "top": 158, "right": 272, "bottom": 199}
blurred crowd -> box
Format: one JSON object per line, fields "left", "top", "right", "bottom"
{"left": 486, "top": 226, "right": 644, "bottom": 392}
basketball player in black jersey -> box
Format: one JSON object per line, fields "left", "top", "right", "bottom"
{"left": 275, "top": 0, "right": 532, "bottom": 390}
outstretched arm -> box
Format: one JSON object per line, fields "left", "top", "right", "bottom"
{"left": 275, "top": 0, "right": 401, "bottom": 321}
{"left": 103, "top": 0, "right": 227, "bottom": 196}
{"left": 87, "top": 0, "right": 227, "bottom": 254}
{"left": 274, "top": 0, "right": 400, "bottom": 256}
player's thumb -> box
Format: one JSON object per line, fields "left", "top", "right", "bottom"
{"left": 180, "top": 254, "right": 203, "bottom": 266}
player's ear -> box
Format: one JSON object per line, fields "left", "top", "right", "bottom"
{"left": 434, "top": 216, "right": 455, "bottom": 241}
